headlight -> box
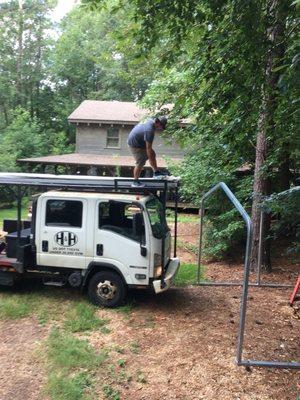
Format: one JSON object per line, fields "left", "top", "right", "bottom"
{"left": 154, "top": 254, "right": 162, "bottom": 278}
{"left": 154, "top": 265, "right": 162, "bottom": 278}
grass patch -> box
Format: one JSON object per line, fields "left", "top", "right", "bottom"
{"left": 45, "top": 328, "right": 108, "bottom": 400}
{"left": 0, "top": 286, "right": 76, "bottom": 323}
{"left": 46, "top": 372, "right": 92, "bottom": 400}
{"left": 64, "top": 302, "right": 109, "bottom": 333}
{"left": 114, "top": 302, "right": 133, "bottom": 317}
{"left": 174, "top": 263, "right": 205, "bottom": 286}
{"left": 46, "top": 328, "right": 106, "bottom": 371}
{"left": 0, "top": 295, "right": 32, "bottom": 319}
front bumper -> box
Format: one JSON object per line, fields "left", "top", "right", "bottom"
{"left": 152, "top": 257, "right": 180, "bottom": 294}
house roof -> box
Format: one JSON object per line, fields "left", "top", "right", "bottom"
{"left": 68, "top": 100, "right": 148, "bottom": 125}
{"left": 18, "top": 153, "right": 182, "bottom": 169}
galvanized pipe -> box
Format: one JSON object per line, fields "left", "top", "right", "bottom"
{"left": 16, "top": 186, "right": 22, "bottom": 261}
{"left": 160, "top": 180, "right": 168, "bottom": 288}
{"left": 198, "top": 282, "right": 293, "bottom": 288}
{"left": 173, "top": 186, "right": 178, "bottom": 258}
{"left": 257, "top": 210, "right": 264, "bottom": 285}
{"left": 197, "top": 199, "right": 204, "bottom": 284}
{"left": 238, "top": 360, "right": 300, "bottom": 369}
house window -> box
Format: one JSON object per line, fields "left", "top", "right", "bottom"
{"left": 106, "top": 127, "right": 120, "bottom": 148}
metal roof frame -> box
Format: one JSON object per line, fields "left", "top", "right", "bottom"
{"left": 0, "top": 173, "right": 180, "bottom": 193}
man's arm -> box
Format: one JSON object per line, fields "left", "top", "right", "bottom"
{"left": 146, "top": 141, "right": 158, "bottom": 171}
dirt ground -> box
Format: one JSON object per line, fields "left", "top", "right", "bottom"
{"left": 0, "top": 221, "right": 299, "bottom": 400}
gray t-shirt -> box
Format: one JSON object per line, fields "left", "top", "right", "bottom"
{"left": 127, "top": 119, "right": 155, "bottom": 149}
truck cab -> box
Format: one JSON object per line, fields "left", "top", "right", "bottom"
{"left": 0, "top": 174, "right": 180, "bottom": 307}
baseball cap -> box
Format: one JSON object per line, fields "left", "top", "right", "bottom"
{"left": 157, "top": 116, "right": 167, "bottom": 129}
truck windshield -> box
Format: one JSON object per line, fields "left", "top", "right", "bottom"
{"left": 145, "top": 197, "right": 169, "bottom": 239}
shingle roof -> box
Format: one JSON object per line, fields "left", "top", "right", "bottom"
{"left": 68, "top": 100, "right": 148, "bottom": 125}
{"left": 18, "top": 153, "right": 182, "bottom": 168}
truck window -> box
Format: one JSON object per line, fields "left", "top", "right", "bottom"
{"left": 146, "top": 197, "right": 169, "bottom": 239}
{"left": 99, "top": 201, "right": 145, "bottom": 242}
{"left": 46, "top": 200, "right": 83, "bottom": 227}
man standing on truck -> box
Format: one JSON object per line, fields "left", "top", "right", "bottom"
{"left": 127, "top": 116, "right": 168, "bottom": 187}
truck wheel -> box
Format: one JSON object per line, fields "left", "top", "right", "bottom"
{"left": 88, "top": 271, "right": 127, "bottom": 308}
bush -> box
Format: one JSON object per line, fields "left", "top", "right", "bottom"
{"left": 264, "top": 187, "right": 300, "bottom": 255}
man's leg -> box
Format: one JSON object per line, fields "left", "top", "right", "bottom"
{"left": 147, "top": 149, "right": 158, "bottom": 172}
{"left": 130, "top": 147, "right": 148, "bottom": 180}
{"left": 133, "top": 164, "right": 143, "bottom": 180}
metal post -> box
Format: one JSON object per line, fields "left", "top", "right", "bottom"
{"left": 257, "top": 210, "right": 264, "bottom": 286}
{"left": 197, "top": 199, "right": 204, "bottom": 284}
{"left": 173, "top": 186, "right": 178, "bottom": 258}
{"left": 16, "top": 186, "right": 22, "bottom": 261}
{"left": 236, "top": 216, "right": 252, "bottom": 364}
{"left": 160, "top": 180, "right": 168, "bottom": 288}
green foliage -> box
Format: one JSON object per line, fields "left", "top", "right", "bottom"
{"left": 0, "top": 108, "right": 49, "bottom": 171}
{"left": 264, "top": 187, "right": 300, "bottom": 254}
{"left": 117, "top": 358, "right": 126, "bottom": 368}
{"left": 102, "top": 384, "right": 120, "bottom": 400}
{"left": 203, "top": 210, "right": 246, "bottom": 259}
{"left": 81, "top": 0, "right": 298, "bottom": 259}
{"left": 0, "top": 0, "right": 56, "bottom": 127}
{"left": 64, "top": 302, "right": 109, "bottom": 333}
{"left": 52, "top": 5, "right": 145, "bottom": 104}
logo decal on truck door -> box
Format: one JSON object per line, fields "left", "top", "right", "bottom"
{"left": 54, "top": 231, "right": 78, "bottom": 247}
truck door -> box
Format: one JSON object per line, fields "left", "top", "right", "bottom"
{"left": 94, "top": 201, "right": 149, "bottom": 285}
{"left": 37, "top": 197, "right": 87, "bottom": 269}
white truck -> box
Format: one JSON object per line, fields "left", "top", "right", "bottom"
{"left": 0, "top": 173, "right": 180, "bottom": 307}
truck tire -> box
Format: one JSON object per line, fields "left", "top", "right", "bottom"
{"left": 87, "top": 271, "right": 127, "bottom": 308}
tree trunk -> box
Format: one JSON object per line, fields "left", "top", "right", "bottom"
{"left": 250, "top": 0, "right": 288, "bottom": 271}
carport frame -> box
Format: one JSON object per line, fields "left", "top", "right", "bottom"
{"left": 196, "top": 182, "right": 300, "bottom": 370}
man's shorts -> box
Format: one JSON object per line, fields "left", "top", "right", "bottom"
{"left": 130, "top": 147, "right": 148, "bottom": 167}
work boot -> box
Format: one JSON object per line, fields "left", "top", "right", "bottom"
{"left": 153, "top": 170, "right": 170, "bottom": 179}
{"left": 131, "top": 180, "right": 145, "bottom": 188}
